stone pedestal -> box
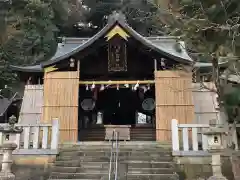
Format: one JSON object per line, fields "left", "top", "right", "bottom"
{"left": 207, "top": 176, "right": 228, "bottom": 180}
{"left": 0, "top": 143, "right": 17, "bottom": 180}
{"left": 231, "top": 154, "right": 240, "bottom": 180}
{"left": 207, "top": 150, "right": 228, "bottom": 180}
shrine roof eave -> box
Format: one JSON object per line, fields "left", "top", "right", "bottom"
{"left": 10, "top": 65, "right": 43, "bottom": 73}
{"left": 10, "top": 59, "right": 229, "bottom": 73}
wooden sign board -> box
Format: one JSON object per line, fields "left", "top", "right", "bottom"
{"left": 104, "top": 125, "right": 131, "bottom": 141}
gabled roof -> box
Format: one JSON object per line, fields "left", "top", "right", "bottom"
{"left": 11, "top": 11, "right": 194, "bottom": 73}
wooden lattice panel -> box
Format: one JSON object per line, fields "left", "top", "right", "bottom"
{"left": 18, "top": 85, "right": 43, "bottom": 124}
{"left": 155, "top": 70, "right": 194, "bottom": 142}
{"left": 42, "top": 71, "right": 79, "bottom": 143}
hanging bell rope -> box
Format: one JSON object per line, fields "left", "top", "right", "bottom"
{"left": 79, "top": 80, "right": 155, "bottom": 85}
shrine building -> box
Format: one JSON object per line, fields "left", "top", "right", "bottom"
{"left": 10, "top": 12, "right": 221, "bottom": 143}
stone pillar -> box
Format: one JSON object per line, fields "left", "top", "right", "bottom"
{"left": 212, "top": 153, "right": 222, "bottom": 176}
{"left": 207, "top": 150, "right": 228, "bottom": 180}
{"left": 0, "top": 143, "right": 17, "bottom": 180}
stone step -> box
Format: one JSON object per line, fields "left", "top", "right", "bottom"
{"left": 51, "top": 166, "right": 175, "bottom": 175}
{"left": 56, "top": 155, "right": 172, "bottom": 162}
{"left": 59, "top": 148, "right": 171, "bottom": 155}
{"left": 60, "top": 144, "right": 171, "bottom": 152}
{"left": 50, "top": 172, "right": 108, "bottom": 179}
{"left": 56, "top": 156, "right": 110, "bottom": 161}
{"left": 49, "top": 177, "right": 114, "bottom": 180}
{"left": 49, "top": 179, "right": 100, "bottom": 180}
{"left": 127, "top": 167, "right": 175, "bottom": 174}
{"left": 68, "top": 143, "right": 170, "bottom": 147}
{"left": 59, "top": 150, "right": 171, "bottom": 157}
{"left": 125, "top": 161, "right": 174, "bottom": 168}
{"left": 54, "top": 161, "right": 109, "bottom": 167}
{"left": 60, "top": 142, "right": 171, "bottom": 150}
{"left": 49, "top": 174, "right": 179, "bottom": 180}
{"left": 54, "top": 160, "right": 81, "bottom": 167}
{"left": 126, "top": 173, "right": 179, "bottom": 180}
{"left": 54, "top": 160, "right": 174, "bottom": 170}
{"left": 58, "top": 152, "right": 171, "bottom": 158}
{"left": 51, "top": 166, "right": 80, "bottom": 173}
{"left": 51, "top": 166, "right": 108, "bottom": 173}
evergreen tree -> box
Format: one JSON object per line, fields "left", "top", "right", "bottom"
{"left": 153, "top": 0, "right": 240, "bottom": 124}
{"left": 81, "top": 0, "right": 162, "bottom": 36}
{"left": 0, "top": 0, "right": 80, "bottom": 88}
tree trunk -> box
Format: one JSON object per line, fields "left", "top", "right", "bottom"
{"left": 212, "top": 55, "right": 227, "bottom": 124}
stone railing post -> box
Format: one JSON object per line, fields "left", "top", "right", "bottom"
{"left": 0, "top": 115, "right": 22, "bottom": 180}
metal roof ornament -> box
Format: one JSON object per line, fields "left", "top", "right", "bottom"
{"left": 107, "top": 11, "right": 126, "bottom": 24}
{"left": 174, "top": 42, "right": 182, "bottom": 53}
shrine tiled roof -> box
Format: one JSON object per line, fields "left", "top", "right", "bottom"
{"left": 11, "top": 11, "right": 194, "bottom": 73}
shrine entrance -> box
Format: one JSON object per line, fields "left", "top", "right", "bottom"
{"left": 99, "top": 88, "right": 137, "bottom": 125}
{"left": 78, "top": 83, "right": 156, "bottom": 127}
{"left": 78, "top": 82, "right": 156, "bottom": 141}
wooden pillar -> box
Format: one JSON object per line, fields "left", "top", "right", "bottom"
{"left": 155, "top": 70, "right": 194, "bottom": 142}
{"left": 42, "top": 71, "right": 79, "bottom": 143}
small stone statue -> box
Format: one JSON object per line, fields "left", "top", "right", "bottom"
{"left": 0, "top": 116, "right": 23, "bottom": 134}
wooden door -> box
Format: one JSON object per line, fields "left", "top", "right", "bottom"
{"left": 155, "top": 70, "right": 194, "bottom": 141}
{"left": 42, "top": 71, "right": 79, "bottom": 143}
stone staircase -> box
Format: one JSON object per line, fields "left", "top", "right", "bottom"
{"left": 48, "top": 142, "right": 179, "bottom": 180}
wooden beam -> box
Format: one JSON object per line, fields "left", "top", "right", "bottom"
{"left": 154, "top": 59, "right": 157, "bottom": 71}
{"left": 79, "top": 80, "right": 155, "bottom": 85}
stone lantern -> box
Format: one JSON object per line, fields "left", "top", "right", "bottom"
{"left": 203, "top": 120, "right": 228, "bottom": 180}
{"left": 0, "top": 115, "right": 23, "bottom": 180}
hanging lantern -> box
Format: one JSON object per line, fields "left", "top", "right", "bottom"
{"left": 91, "top": 82, "right": 95, "bottom": 90}
{"left": 105, "top": 80, "right": 112, "bottom": 89}
{"left": 131, "top": 84, "right": 135, "bottom": 91}
{"left": 141, "top": 86, "right": 147, "bottom": 93}
{"left": 70, "top": 58, "right": 75, "bottom": 67}
{"left": 147, "top": 84, "right": 151, "bottom": 90}
{"left": 133, "top": 81, "right": 139, "bottom": 91}
{"left": 124, "top": 84, "right": 129, "bottom": 88}
{"left": 100, "top": 84, "right": 105, "bottom": 91}
{"left": 86, "top": 84, "right": 89, "bottom": 91}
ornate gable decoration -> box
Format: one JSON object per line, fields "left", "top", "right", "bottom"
{"left": 105, "top": 25, "right": 129, "bottom": 41}
{"left": 44, "top": 65, "right": 58, "bottom": 73}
